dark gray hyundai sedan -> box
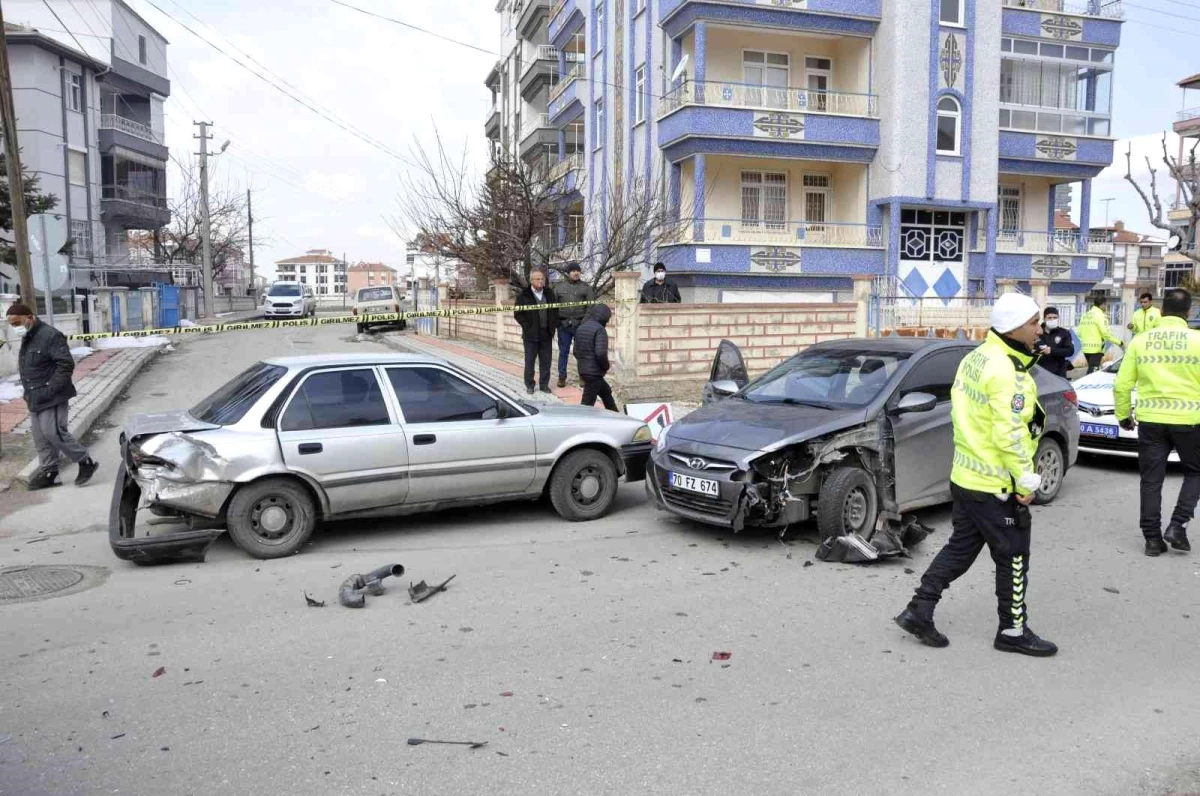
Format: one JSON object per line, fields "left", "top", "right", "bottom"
{"left": 646, "top": 337, "right": 1080, "bottom": 556}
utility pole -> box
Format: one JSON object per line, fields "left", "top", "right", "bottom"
{"left": 195, "top": 120, "right": 214, "bottom": 317}
{"left": 246, "top": 189, "right": 254, "bottom": 297}
{"left": 0, "top": 2, "right": 35, "bottom": 304}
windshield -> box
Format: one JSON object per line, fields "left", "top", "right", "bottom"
{"left": 191, "top": 362, "right": 288, "bottom": 425}
{"left": 742, "top": 348, "right": 912, "bottom": 408}
{"left": 357, "top": 287, "right": 394, "bottom": 302}
{"left": 268, "top": 284, "right": 302, "bottom": 297}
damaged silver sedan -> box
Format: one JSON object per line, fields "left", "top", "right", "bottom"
{"left": 646, "top": 338, "right": 1080, "bottom": 561}
{"left": 111, "top": 353, "right": 652, "bottom": 564}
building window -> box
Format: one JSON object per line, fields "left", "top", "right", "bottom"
{"left": 740, "top": 171, "right": 787, "bottom": 231}
{"left": 594, "top": 99, "right": 604, "bottom": 149}
{"left": 802, "top": 173, "right": 830, "bottom": 225}
{"left": 594, "top": 1, "right": 603, "bottom": 49}
{"left": 936, "top": 96, "right": 961, "bottom": 155}
{"left": 633, "top": 65, "right": 646, "bottom": 123}
{"left": 66, "top": 73, "right": 82, "bottom": 112}
{"left": 743, "top": 50, "right": 790, "bottom": 108}
{"left": 69, "top": 219, "right": 92, "bottom": 258}
{"left": 900, "top": 209, "right": 967, "bottom": 263}
{"left": 68, "top": 149, "right": 86, "bottom": 186}
{"left": 940, "top": 0, "right": 963, "bottom": 25}
{"left": 138, "top": 35, "right": 147, "bottom": 65}
{"left": 998, "top": 185, "right": 1022, "bottom": 233}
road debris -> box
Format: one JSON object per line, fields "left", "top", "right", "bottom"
{"left": 339, "top": 564, "right": 405, "bottom": 608}
{"left": 712, "top": 652, "right": 732, "bottom": 661}
{"left": 409, "top": 574, "right": 457, "bottom": 604}
{"left": 407, "top": 738, "right": 488, "bottom": 749}
{"left": 152, "top": 667, "right": 166, "bottom": 678}
{"left": 304, "top": 591, "right": 325, "bottom": 607}
{"left": 1103, "top": 586, "right": 1120, "bottom": 594}
{"left": 110, "top": 733, "right": 125, "bottom": 740}
{"left": 500, "top": 691, "right": 514, "bottom": 697}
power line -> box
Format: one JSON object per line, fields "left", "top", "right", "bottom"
{"left": 329, "top": 0, "right": 499, "bottom": 57}
{"left": 1124, "top": 0, "right": 1200, "bottom": 22}
{"left": 40, "top": 0, "right": 95, "bottom": 61}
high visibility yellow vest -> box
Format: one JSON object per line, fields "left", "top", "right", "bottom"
{"left": 1130, "top": 306, "right": 1162, "bottom": 335}
{"left": 1114, "top": 316, "right": 1200, "bottom": 425}
{"left": 950, "top": 331, "right": 1043, "bottom": 496}
{"left": 1077, "top": 305, "right": 1122, "bottom": 354}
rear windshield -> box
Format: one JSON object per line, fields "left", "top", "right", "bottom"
{"left": 268, "top": 284, "right": 302, "bottom": 297}
{"left": 358, "top": 287, "right": 394, "bottom": 302}
{"left": 191, "top": 363, "right": 288, "bottom": 425}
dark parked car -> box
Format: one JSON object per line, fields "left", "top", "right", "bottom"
{"left": 646, "top": 338, "right": 1080, "bottom": 554}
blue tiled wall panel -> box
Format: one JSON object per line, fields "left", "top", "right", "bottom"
{"left": 549, "top": 82, "right": 584, "bottom": 125}
{"left": 998, "top": 132, "right": 1113, "bottom": 165}
{"left": 690, "top": 273, "right": 856, "bottom": 292}
{"left": 658, "top": 107, "right": 880, "bottom": 149}
{"left": 660, "top": 244, "right": 884, "bottom": 275}
{"left": 661, "top": 1, "right": 878, "bottom": 38}
{"left": 1001, "top": 9, "right": 1122, "bottom": 47}
{"left": 996, "top": 159, "right": 1105, "bottom": 179}
{"left": 549, "top": 0, "right": 584, "bottom": 49}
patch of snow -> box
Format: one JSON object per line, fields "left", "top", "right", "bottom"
{"left": 93, "top": 335, "right": 172, "bottom": 350}
{"left": 216, "top": 312, "right": 235, "bottom": 318}
{"left": 179, "top": 319, "right": 197, "bottom": 328}
{"left": 0, "top": 378, "right": 23, "bottom": 403}
{"left": 70, "top": 346, "right": 94, "bottom": 360}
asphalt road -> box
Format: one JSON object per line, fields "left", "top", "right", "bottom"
{"left": 1, "top": 323, "right": 1198, "bottom": 796}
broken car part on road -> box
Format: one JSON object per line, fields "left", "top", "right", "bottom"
{"left": 339, "top": 564, "right": 405, "bottom": 608}
{"left": 407, "top": 738, "right": 489, "bottom": 749}
{"left": 408, "top": 574, "right": 456, "bottom": 604}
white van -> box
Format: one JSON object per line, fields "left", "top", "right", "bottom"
{"left": 263, "top": 282, "right": 315, "bottom": 319}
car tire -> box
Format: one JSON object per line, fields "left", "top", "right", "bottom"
{"left": 226, "top": 478, "right": 318, "bottom": 559}
{"left": 1032, "top": 437, "right": 1065, "bottom": 505}
{"left": 549, "top": 449, "right": 618, "bottom": 522}
{"left": 816, "top": 467, "right": 878, "bottom": 542}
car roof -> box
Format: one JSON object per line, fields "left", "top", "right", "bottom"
{"left": 262, "top": 353, "right": 445, "bottom": 368}
{"left": 808, "top": 336, "right": 971, "bottom": 354}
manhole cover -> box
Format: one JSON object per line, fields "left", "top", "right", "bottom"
{"left": 0, "top": 566, "right": 108, "bottom": 605}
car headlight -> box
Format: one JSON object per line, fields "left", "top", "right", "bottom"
{"left": 655, "top": 424, "right": 671, "bottom": 452}
{"left": 632, "top": 424, "right": 653, "bottom": 444}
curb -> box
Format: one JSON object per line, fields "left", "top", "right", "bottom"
{"left": 15, "top": 348, "right": 159, "bottom": 486}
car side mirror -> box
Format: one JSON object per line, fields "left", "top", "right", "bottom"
{"left": 893, "top": 391, "right": 937, "bottom": 415}
{"left": 710, "top": 379, "right": 740, "bottom": 397}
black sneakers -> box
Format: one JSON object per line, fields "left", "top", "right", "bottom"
{"left": 894, "top": 605, "right": 949, "bottom": 648}
{"left": 1164, "top": 524, "right": 1191, "bottom": 552}
{"left": 993, "top": 627, "right": 1058, "bottom": 657}
{"left": 75, "top": 457, "right": 99, "bottom": 486}
{"left": 557, "top": 376, "right": 567, "bottom": 388}
{"left": 1145, "top": 537, "right": 1169, "bottom": 557}
{"left": 27, "top": 469, "right": 60, "bottom": 491}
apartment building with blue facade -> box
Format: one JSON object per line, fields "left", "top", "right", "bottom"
{"left": 492, "top": 0, "right": 1124, "bottom": 304}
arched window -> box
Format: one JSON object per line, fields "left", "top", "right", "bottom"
{"left": 936, "top": 96, "right": 961, "bottom": 155}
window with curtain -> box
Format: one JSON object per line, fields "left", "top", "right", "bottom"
{"left": 740, "top": 171, "right": 787, "bottom": 230}
{"left": 936, "top": 96, "right": 961, "bottom": 155}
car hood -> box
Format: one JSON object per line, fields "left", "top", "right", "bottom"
{"left": 1071, "top": 366, "right": 1126, "bottom": 410}
{"left": 124, "top": 409, "right": 221, "bottom": 441}
{"left": 667, "top": 398, "right": 867, "bottom": 453}
{"left": 532, "top": 403, "right": 643, "bottom": 427}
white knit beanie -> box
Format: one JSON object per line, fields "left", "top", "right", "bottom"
{"left": 991, "top": 293, "right": 1041, "bottom": 334}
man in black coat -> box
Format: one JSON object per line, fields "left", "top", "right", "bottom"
{"left": 513, "top": 270, "right": 559, "bottom": 394}
{"left": 639, "top": 262, "right": 682, "bottom": 304}
{"left": 1036, "top": 306, "right": 1075, "bottom": 378}
{"left": 7, "top": 303, "right": 98, "bottom": 490}
{"left": 574, "top": 302, "right": 618, "bottom": 411}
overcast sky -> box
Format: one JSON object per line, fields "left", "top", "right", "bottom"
{"left": 122, "top": 1, "right": 1200, "bottom": 277}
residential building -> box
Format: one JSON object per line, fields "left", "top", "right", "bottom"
{"left": 1088, "top": 221, "right": 1164, "bottom": 305}
{"left": 516, "top": 0, "right": 1126, "bottom": 303}
{"left": 0, "top": 1, "right": 170, "bottom": 295}
{"left": 1167, "top": 71, "right": 1200, "bottom": 290}
{"left": 405, "top": 237, "right": 471, "bottom": 294}
{"left": 214, "top": 246, "right": 251, "bottom": 295}
{"left": 346, "top": 261, "right": 398, "bottom": 297}
{"left": 274, "top": 249, "right": 348, "bottom": 297}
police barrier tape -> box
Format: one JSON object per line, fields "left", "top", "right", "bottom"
{"left": 64, "top": 299, "right": 629, "bottom": 342}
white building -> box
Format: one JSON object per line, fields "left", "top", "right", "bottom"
{"left": 274, "top": 249, "right": 348, "bottom": 297}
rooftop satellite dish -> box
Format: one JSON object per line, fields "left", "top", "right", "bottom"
{"left": 670, "top": 54, "right": 690, "bottom": 83}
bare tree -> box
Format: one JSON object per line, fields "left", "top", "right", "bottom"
{"left": 1124, "top": 135, "right": 1200, "bottom": 282}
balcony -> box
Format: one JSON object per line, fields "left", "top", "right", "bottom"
{"left": 660, "top": 0, "right": 881, "bottom": 35}
{"left": 660, "top": 82, "right": 877, "bottom": 119}
{"left": 101, "top": 185, "right": 170, "bottom": 228}
{"left": 99, "top": 114, "right": 163, "bottom": 144}
{"left": 976, "top": 228, "right": 1113, "bottom": 255}
{"left": 97, "top": 114, "right": 168, "bottom": 160}
{"left": 998, "top": 131, "right": 1114, "bottom": 178}
{"left": 517, "top": 0, "right": 550, "bottom": 39}
{"left": 520, "top": 45, "right": 559, "bottom": 100}
{"left": 678, "top": 219, "right": 882, "bottom": 248}
{"left": 548, "top": 65, "right": 585, "bottom": 123}
{"left": 1001, "top": 0, "right": 1123, "bottom": 18}
{"left": 548, "top": 152, "right": 583, "bottom": 183}
{"left": 485, "top": 105, "right": 501, "bottom": 139}
{"left": 548, "top": 0, "right": 583, "bottom": 49}
{"left": 519, "top": 113, "right": 557, "bottom": 159}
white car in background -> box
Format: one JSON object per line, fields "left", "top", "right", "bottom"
{"left": 354, "top": 286, "right": 408, "bottom": 334}
{"left": 1072, "top": 360, "right": 1179, "bottom": 462}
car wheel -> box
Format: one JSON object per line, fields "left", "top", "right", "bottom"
{"left": 816, "top": 467, "right": 878, "bottom": 542}
{"left": 549, "top": 449, "right": 618, "bottom": 521}
{"left": 226, "top": 478, "right": 317, "bottom": 559}
{"left": 1032, "top": 438, "right": 1065, "bottom": 505}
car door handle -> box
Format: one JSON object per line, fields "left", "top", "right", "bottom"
{"left": 298, "top": 443, "right": 323, "bottom": 455}
{"left": 413, "top": 434, "right": 437, "bottom": 446}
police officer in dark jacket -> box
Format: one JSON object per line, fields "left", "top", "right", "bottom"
{"left": 1036, "top": 306, "right": 1075, "bottom": 378}
{"left": 6, "top": 303, "right": 98, "bottom": 490}
{"left": 639, "top": 262, "right": 682, "bottom": 304}
{"left": 513, "top": 270, "right": 559, "bottom": 394}
{"left": 574, "top": 303, "right": 618, "bottom": 411}
{"left": 554, "top": 263, "right": 594, "bottom": 388}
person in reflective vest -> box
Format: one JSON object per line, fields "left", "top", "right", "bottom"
{"left": 895, "top": 293, "right": 1058, "bottom": 658}
{"left": 1128, "top": 292, "right": 1162, "bottom": 336}
{"left": 1076, "top": 294, "right": 1123, "bottom": 374}
{"left": 1113, "top": 288, "right": 1200, "bottom": 557}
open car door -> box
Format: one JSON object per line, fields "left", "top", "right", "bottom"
{"left": 701, "top": 339, "right": 750, "bottom": 405}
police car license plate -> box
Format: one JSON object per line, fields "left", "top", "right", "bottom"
{"left": 1080, "top": 422, "right": 1118, "bottom": 439}
{"left": 669, "top": 472, "right": 719, "bottom": 496}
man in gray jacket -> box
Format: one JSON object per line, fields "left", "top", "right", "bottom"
{"left": 554, "top": 262, "right": 594, "bottom": 388}
{"left": 7, "top": 303, "right": 98, "bottom": 490}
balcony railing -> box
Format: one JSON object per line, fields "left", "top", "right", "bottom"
{"left": 1177, "top": 107, "right": 1200, "bottom": 124}
{"left": 550, "top": 0, "right": 566, "bottom": 22}
{"left": 1001, "top": 0, "right": 1123, "bottom": 18}
{"left": 521, "top": 112, "right": 552, "bottom": 139}
{"left": 531, "top": 44, "right": 558, "bottom": 62}
{"left": 982, "top": 229, "right": 1114, "bottom": 255}
{"left": 101, "top": 184, "right": 168, "bottom": 209}
{"left": 681, "top": 219, "right": 883, "bottom": 248}
{"left": 548, "top": 153, "right": 583, "bottom": 183}
{"left": 659, "top": 80, "right": 878, "bottom": 118}
{"left": 549, "top": 64, "right": 584, "bottom": 103}
{"left": 99, "top": 114, "right": 164, "bottom": 145}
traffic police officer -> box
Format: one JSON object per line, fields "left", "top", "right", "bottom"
{"left": 1077, "top": 294, "right": 1123, "bottom": 374}
{"left": 1113, "top": 288, "right": 1200, "bottom": 556}
{"left": 1128, "top": 291, "right": 1162, "bottom": 336}
{"left": 895, "top": 293, "right": 1058, "bottom": 657}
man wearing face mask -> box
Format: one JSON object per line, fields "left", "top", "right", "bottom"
{"left": 1036, "top": 306, "right": 1075, "bottom": 378}
{"left": 895, "top": 293, "right": 1057, "bottom": 658}
{"left": 639, "top": 262, "right": 682, "bottom": 304}
{"left": 6, "top": 303, "right": 98, "bottom": 490}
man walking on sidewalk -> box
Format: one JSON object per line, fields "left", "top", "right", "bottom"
{"left": 1113, "top": 288, "right": 1200, "bottom": 557}
{"left": 574, "top": 302, "right": 619, "bottom": 411}
{"left": 554, "top": 262, "right": 594, "bottom": 388}
{"left": 514, "top": 270, "right": 559, "bottom": 394}
{"left": 1077, "top": 294, "right": 1123, "bottom": 374}
{"left": 7, "top": 303, "right": 98, "bottom": 490}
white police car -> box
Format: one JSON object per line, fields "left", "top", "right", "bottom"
{"left": 1072, "top": 359, "right": 1180, "bottom": 462}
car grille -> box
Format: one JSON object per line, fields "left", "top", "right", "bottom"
{"left": 272, "top": 303, "right": 296, "bottom": 309}
{"left": 1078, "top": 402, "right": 1114, "bottom": 418}
{"left": 667, "top": 452, "right": 738, "bottom": 472}
{"left": 1078, "top": 435, "right": 1139, "bottom": 454}
{"left": 661, "top": 484, "right": 732, "bottom": 517}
